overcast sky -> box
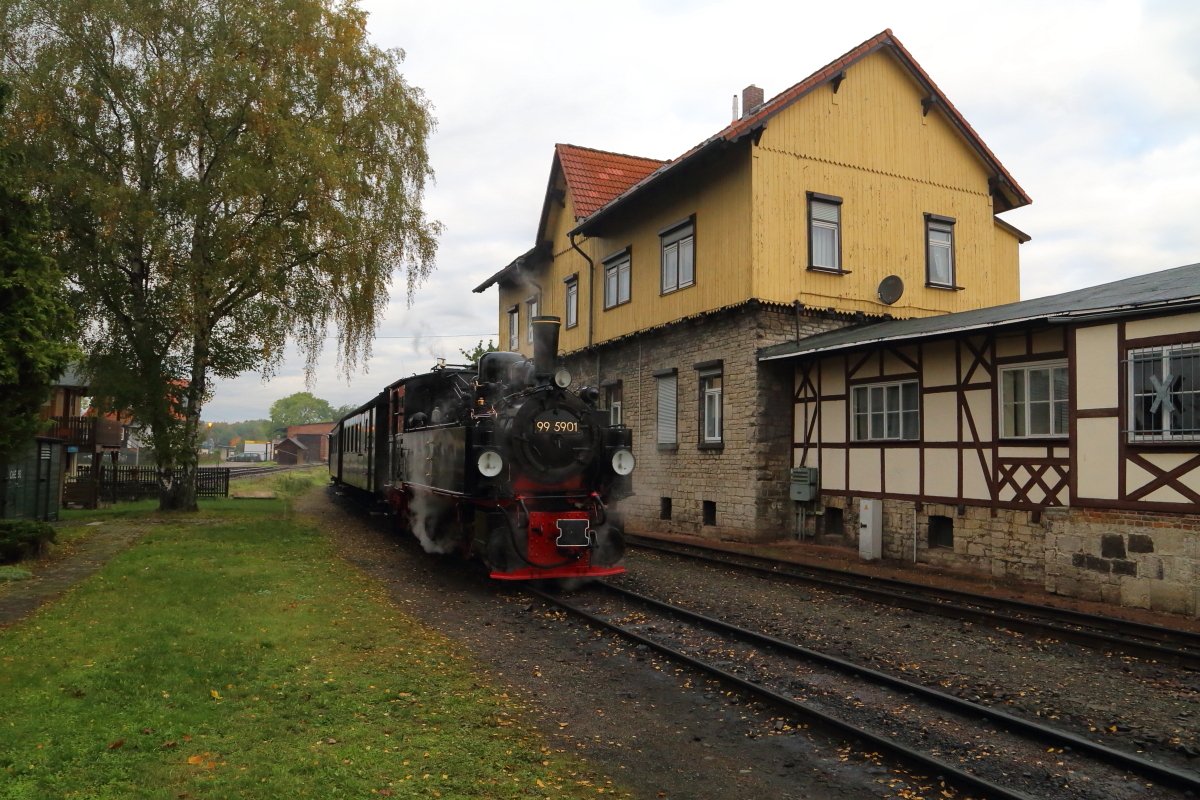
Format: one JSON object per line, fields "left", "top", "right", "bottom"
{"left": 204, "top": 0, "right": 1200, "bottom": 422}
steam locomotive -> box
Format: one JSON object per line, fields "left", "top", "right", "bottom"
{"left": 328, "top": 316, "right": 634, "bottom": 580}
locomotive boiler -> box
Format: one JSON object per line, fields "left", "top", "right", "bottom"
{"left": 329, "top": 316, "right": 634, "bottom": 580}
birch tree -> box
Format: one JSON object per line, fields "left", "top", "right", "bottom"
{"left": 1, "top": 0, "right": 439, "bottom": 509}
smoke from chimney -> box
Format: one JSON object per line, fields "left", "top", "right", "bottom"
{"left": 741, "top": 84, "right": 764, "bottom": 117}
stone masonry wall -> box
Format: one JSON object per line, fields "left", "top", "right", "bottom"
{"left": 1044, "top": 508, "right": 1200, "bottom": 617}
{"left": 566, "top": 302, "right": 847, "bottom": 542}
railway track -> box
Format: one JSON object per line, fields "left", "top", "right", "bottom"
{"left": 220, "top": 463, "right": 322, "bottom": 480}
{"left": 626, "top": 535, "right": 1200, "bottom": 670}
{"left": 530, "top": 582, "right": 1200, "bottom": 800}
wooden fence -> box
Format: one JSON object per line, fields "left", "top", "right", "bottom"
{"left": 69, "top": 466, "right": 230, "bottom": 505}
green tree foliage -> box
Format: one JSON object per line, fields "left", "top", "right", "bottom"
{"left": 269, "top": 392, "right": 334, "bottom": 429}
{"left": 330, "top": 403, "right": 359, "bottom": 420}
{"left": 201, "top": 419, "right": 272, "bottom": 449}
{"left": 0, "top": 83, "right": 74, "bottom": 467}
{"left": 459, "top": 339, "right": 498, "bottom": 367}
{"left": 2, "top": 0, "right": 440, "bottom": 509}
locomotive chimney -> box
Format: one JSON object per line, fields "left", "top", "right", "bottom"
{"left": 531, "top": 315, "right": 561, "bottom": 379}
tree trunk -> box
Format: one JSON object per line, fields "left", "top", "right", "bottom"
{"left": 155, "top": 400, "right": 202, "bottom": 512}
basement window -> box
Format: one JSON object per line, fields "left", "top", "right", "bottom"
{"left": 702, "top": 500, "right": 716, "bottom": 526}
{"left": 928, "top": 515, "right": 954, "bottom": 549}
{"left": 660, "top": 497, "right": 672, "bottom": 520}
{"left": 824, "top": 506, "right": 845, "bottom": 537}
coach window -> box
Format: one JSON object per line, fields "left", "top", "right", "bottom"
{"left": 852, "top": 379, "right": 919, "bottom": 441}
{"left": 660, "top": 217, "right": 695, "bottom": 294}
{"left": 603, "top": 248, "right": 631, "bottom": 309}
{"left": 807, "top": 193, "right": 844, "bottom": 273}
{"left": 564, "top": 274, "right": 579, "bottom": 328}
{"left": 507, "top": 305, "right": 519, "bottom": 351}
{"left": 695, "top": 359, "right": 723, "bottom": 448}
{"left": 525, "top": 296, "right": 538, "bottom": 343}
{"left": 603, "top": 380, "right": 623, "bottom": 426}
{"left": 1001, "top": 362, "right": 1068, "bottom": 438}
{"left": 925, "top": 214, "right": 957, "bottom": 288}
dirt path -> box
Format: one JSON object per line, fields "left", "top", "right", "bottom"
{"left": 0, "top": 524, "right": 146, "bottom": 628}
{"left": 303, "top": 486, "right": 944, "bottom": 800}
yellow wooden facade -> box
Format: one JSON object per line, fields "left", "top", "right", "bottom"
{"left": 494, "top": 43, "right": 1026, "bottom": 356}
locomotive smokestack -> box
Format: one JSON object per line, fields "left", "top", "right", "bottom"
{"left": 531, "top": 315, "right": 561, "bottom": 378}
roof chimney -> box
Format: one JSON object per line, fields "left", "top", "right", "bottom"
{"left": 731, "top": 94, "right": 738, "bottom": 122}
{"left": 741, "top": 84, "right": 764, "bottom": 117}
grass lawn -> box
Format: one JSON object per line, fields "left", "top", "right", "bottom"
{"left": 1, "top": 474, "right": 620, "bottom": 799}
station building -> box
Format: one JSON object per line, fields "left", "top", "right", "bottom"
{"left": 475, "top": 29, "right": 1200, "bottom": 616}
{"left": 475, "top": 29, "right": 1031, "bottom": 542}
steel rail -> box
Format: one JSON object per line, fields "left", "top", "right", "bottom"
{"left": 527, "top": 586, "right": 1036, "bottom": 800}
{"left": 599, "top": 582, "right": 1200, "bottom": 794}
{"left": 626, "top": 536, "right": 1200, "bottom": 668}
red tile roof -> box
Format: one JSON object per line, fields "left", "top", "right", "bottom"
{"left": 555, "top": 144, "right": 666, "bottom": 220}
{"left": 573, "top": 29, "right": 1028, "bottom": 234}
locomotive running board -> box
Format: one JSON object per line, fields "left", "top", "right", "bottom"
{"left": 490, "top": 565, "right": 626, "bottom": 581}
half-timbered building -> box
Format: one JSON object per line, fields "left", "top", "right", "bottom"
{"left": 761, "top": 263, "right": 1200, "bottom": 615}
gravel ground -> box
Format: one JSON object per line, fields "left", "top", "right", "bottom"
{"left": 302, "top": 486, "right": 978, "bottom": 800}
{"left": 610, "top": 549, "right": 1200, "bottom": 797}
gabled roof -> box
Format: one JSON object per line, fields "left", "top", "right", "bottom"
{"left": 472, "top": 242, "right": 551, "bottom": 294}
{"left": 556, "top": 144, "right": 665, "bottom": 220}
{"left": 573, "top": 29, "right": 1029, "bottom": 236}
{"left": 758, "top": 262, "right": 1200, "bottom": 362}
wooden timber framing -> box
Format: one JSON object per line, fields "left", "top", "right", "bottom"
{"left": 789, "top": 308, "right": 1200, "bottom": 515}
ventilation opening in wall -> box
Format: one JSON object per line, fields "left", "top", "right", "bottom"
{"left": 928, "top": 515, "right": 954, "bottom": 549}
{"left": 660, "top": 497, "right": 672, "bottom": 520}
{"left": 702, "top": 500, "right": 716, "bottom": 526}
{"left": 824, "top": 506, "right": 845, "bottom": 536}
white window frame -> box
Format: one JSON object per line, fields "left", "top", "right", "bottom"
{"left": 808, "top": 194, "right": 842, "bottom": 272}
{"left": 656, "top": 372, "right": 677, "bottom": 445}
{"left": 660, "top": 220, "right": 695, "bottom": 294}
{"left": 525, "top": 296, "right": 538, "bottom": 344}
{"left": 603, "top": 251, "right": 631, "bottom": 309}
{"left": 700, "top": 371, "right": 722, "bottom": 443}
{"left": 1000, "top": 361, "right": 1069, "bottom": 439}
{"left": 851, "top": 379, "right": 920, "bottom": 441}
{"left": 564, "top": 276, "right": 578, "bottom": 328}
{"left": 605, "top": 382, "right": 623, "bottom": 426}
{"left": 507, "top": 306, "right": 519, "bottom": 351}
{"left": 926, "top": 215, "right": 956, "bottom": 288}
{"left": 1129, "top": 343, "right": 1200, "bottom": 442}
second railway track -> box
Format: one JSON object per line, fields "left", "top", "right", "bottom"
{"left": 626, "top": 535, "right": 1200, "bottom": 670}
{"left": 530, "top": 582, "right": 1200, "bottom": 800}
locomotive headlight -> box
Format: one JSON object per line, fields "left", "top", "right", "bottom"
{"left": 611, "top": 449, "right": 635, "bottom": 476}
{"left": 553, "top": 368, "right": 572, "bottom": 389}
{"left": 477, "top": 450, "right": 504, "bottom": 478}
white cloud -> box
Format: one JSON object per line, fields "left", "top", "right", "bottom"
{"left": 205, "top": 0, "right": 1200, "bottom": 420}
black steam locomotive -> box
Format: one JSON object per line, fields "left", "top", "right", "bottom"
{"left": 329, "top": 316, "right": 634, "bottom": 580}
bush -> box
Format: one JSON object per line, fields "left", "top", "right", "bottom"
{"left": 0, "top": 565, "right": 32, "bottom": 580}
{"left": 0, "top": 520, "right": 56, "bottom": 563}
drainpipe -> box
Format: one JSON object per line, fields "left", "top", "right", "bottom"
{"left": 569, "top": 233, "right": 595, "bottom": 350}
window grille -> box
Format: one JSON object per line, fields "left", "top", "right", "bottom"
{"left": 1127, "top": 344, "right": 1200, "bottom": 442}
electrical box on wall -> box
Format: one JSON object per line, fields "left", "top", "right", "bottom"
{"left": 858, "top": 497, "right": 882, "bottom": 560}
{"left": 790, "top": 467, "right": 819, "bottom": 501}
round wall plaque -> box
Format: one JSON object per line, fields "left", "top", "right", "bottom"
{"left": 878, "top": 275, "right": 904, "bottom": 305}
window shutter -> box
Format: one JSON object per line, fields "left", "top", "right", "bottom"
{"left": 810, "top": 200, "right": 839, "bottom": 223}
{"left": 657, "top": 374, "right": 677, "bottom": 444}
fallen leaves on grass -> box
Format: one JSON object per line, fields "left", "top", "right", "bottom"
{"left": 210, "top": 690, "right": 221, "bottom": 699}
{"left": 141, "top": 728, "right": 155, "bottom": 734}
{"left": 161, "top": 741, "right": 177, "bottom": 748}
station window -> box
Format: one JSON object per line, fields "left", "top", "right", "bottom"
{"left": 702, "top": 500, "right": 717, "bottom": 526}
{"left": 1001, "top": 362, "right": 1068, "bottom": 438}
{"left": 564, "top": 275, "right": 579, "bottom": 328}
{"left": 1129, "top": 344, "right": 1200, "bottom": 442}
{"left": 507, "top": 306, "right": 519, "bottom": 351}
{"left": 852, "top": 380, "right": 919, "bottom": 441}
{"left": 656, "top": 370, "right": 677, "bottom": 446}
{"left": 925, "top": 214, "right": 956, "bottom": 288}
{"left": 928, "top": 515, "right": 954, "bottom": 549}
{"left": 525, "top": 296, "right": 539, "bottom": 343}
{"left": 808, "top": 193, "right": 843, "bottom": 273}
{"left": 660, "top": 218, "right": 695, "bottom": 294}
{"left": 701, "top": 371, "right": 722, "bottom": 443}
{"left": 605, "top": 382, "right": 623, "bottom": 426}
{"left": 604, "top": 250, "right": 631, "bottom": 309}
